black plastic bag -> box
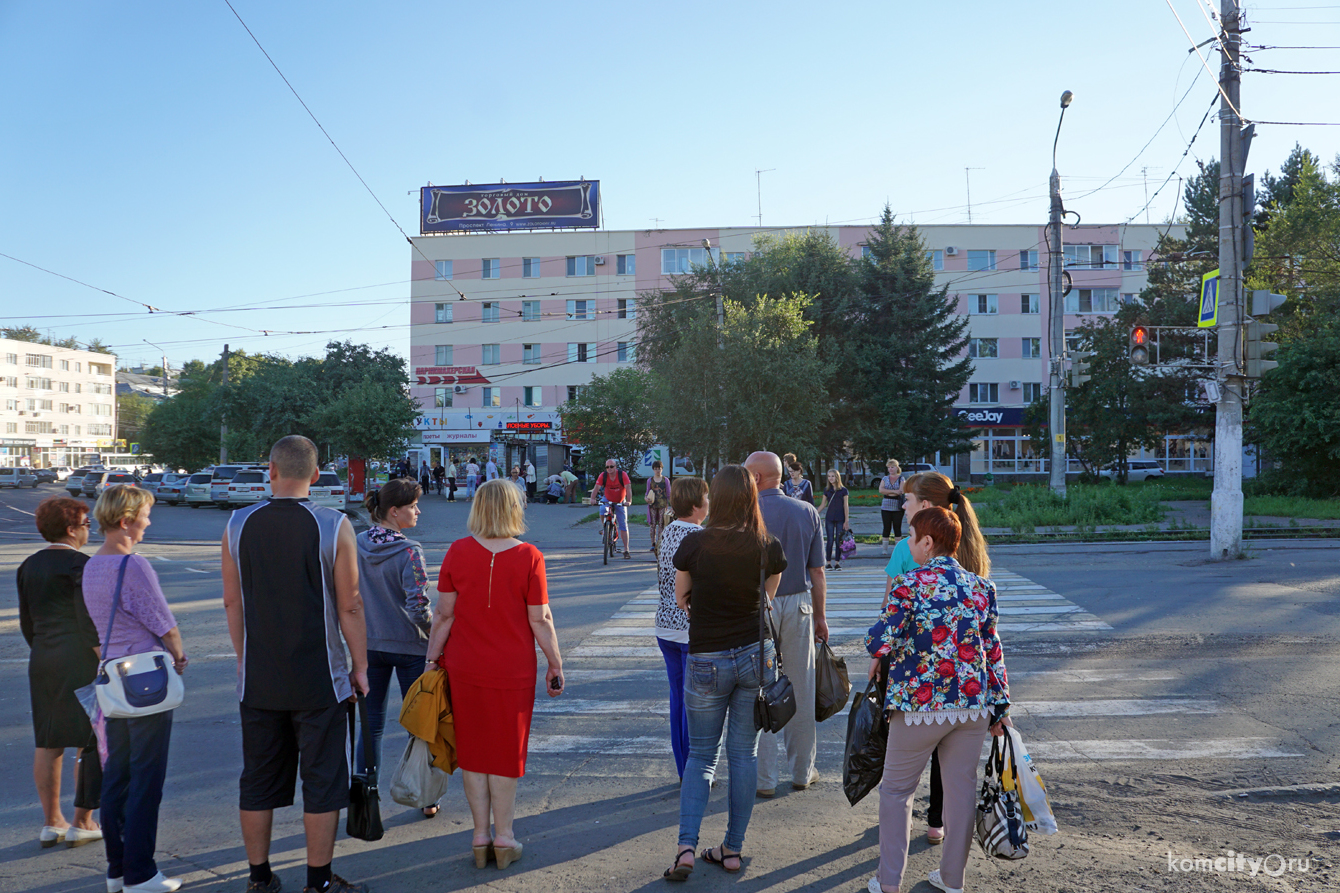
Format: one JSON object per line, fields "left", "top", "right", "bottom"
{"left": 815, "top": 640, "right": 852, "bottom": 723}
{"left": 842, "top": 677, "right": 889, "bottom": 806}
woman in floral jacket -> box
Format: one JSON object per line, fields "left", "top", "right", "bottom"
{"left": 864, "top": 506, "right": 1011, "bottom": 893}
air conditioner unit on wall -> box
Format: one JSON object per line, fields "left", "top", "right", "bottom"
{"left": 944, "top": 246, "right": 959, "bottom": 256}
{"left": 593, "top": 255, "right": 606, "bottom": 265}
{"left": 453, "top": 385, "right": 467, "bottom": 394}
{"left": 1009, "top": 380, "right": 1021, "bottom": 389}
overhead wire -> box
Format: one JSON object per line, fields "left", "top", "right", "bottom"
{"left": 1124, "top": 94, "right": 1219, "bottom": 225}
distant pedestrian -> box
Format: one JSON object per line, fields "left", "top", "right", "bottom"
{"left": 878, "top": 459, "right": 907, "bottom": 557}
{"left": 815, "top": 469, "right": 850, "bottom": 570}
{"left": 426, "top": 479, "right": 564, "bottom": 870}
{"left": 485, "top": 457, "right": 498, "bottom": 481}
{"left": 420, "top": 462, "right": 431, "bottom": 493}
{"left": 653, "top": 477, "right": 708, "bottom": 779}
{"left": 18, "top": 497, "right": 102, "bottom": 850}
{"left": 543, "top": 476, "right": 564, "bottom": 504}
{"left": 508, "top": 466, "right": 527, "bottom": 498}
{"left": 561, "top": 467, "right": 579, "bottom": 503}
{"left": 645, "top": 460, "right": 669, "bottom": 553}
{"left": 466, "top": 458, "right": 480, "bottom": 499}
{"left": 782, "top": 462, "right": 814, "bottom": 504}
{"left": 865, "top": 506, "right": 1010, "bottom": 893}
{"left": 524, "top": 459, "right": 537, "bottom": 502}
{"left": 431, "top": 461, "right": 445, "bottom": 496}
{"left": 222, "top": 435, "right": 369, "bottom": 893}
{"left": 445, "top": 457, "right": 458, "bottom": 502}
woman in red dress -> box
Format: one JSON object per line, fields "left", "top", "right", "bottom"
{"left": 425, "top": 478, "right": 564, "bottom": 871}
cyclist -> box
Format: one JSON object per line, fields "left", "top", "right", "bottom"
{"left": 589, "top": 459, "right": 633, "bottom": 560}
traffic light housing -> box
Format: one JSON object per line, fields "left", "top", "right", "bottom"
{"left": 1069, "top": 350, "right": 1093, "bottom": 387}
{"left": 1129, "top": 325, "right": 1150, "bottom": 365}
{"left": 1241, "top": 173, "right": 1256, "bottom": 268}
{"left": 1246, "top": 290, "right": 1286, "bottom": 378}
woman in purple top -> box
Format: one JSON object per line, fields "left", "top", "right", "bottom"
{"left": 83, "top": 486, "right": 186, "bottom": 893}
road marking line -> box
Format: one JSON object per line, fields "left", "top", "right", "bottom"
{"left": 1026, "top": 738, "right": 1303, "bottom": 760}
{"left": 185, "top": 568, "right": 210, "bottom": 574}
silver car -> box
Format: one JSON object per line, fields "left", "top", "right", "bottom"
{"left": 82, "top": 471, "right": 138, "bottom": 498}
{"left": 183, "top": 472, "right": 215, "bottom": 507}
{"left": 309, "top": 472, "right": 348, "bottom": 510}
{"left": 0, "top": 467, "right": 38, "bottom": 489}
{"left": 65, "top": 467, "right": 101, "bottom": 497}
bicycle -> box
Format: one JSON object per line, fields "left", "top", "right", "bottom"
{"left": 599, "top": 501, "right": 617, "bottom": 565}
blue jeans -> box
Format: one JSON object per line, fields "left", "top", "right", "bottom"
{"left": 657, "top": 637, "right": 690, "bottom": 779}
{"left": 102, "top": 711, "right": 173, "bottom": 886}
{"left": 466, "top": 474, "right": 478, "bottom": 498}
{"left": 678, "top": 640, "right": 774, "bottom": 853}
{"left": 356, "top": 649, "right": 427, "bottom": 775}
{"left": 825, "top": 521, "right": 844, "bottom": 562}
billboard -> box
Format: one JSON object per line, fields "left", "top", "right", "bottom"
{"left": 413, "top": 366, "right": 492, "bottom": 385}
{"left": 420, "top": 180, "right": 599, "bottom": 233}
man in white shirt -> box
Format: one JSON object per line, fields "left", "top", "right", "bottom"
{"left": 524, "top": 459, "right": 537, "bottom": 502}
{"left": 485, "top": 458, "right": 499, "bottom": 481}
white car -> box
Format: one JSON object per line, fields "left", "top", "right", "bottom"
{"left": 0, "top": 467, "right": 38, "bottom": 488}
{"left": 1099, "top": 460, "right": 1166, "bottom": 482}
{"left": 66, "top": 466, "right": 103, "bottom": 496}
{"left": 225, "top": 469, "right": 271, "bottom": 508}
{"left": 183, "top": 472, "right": 215, "bottom": 507}
{"left": 210, "top": 464, "right": 260, "bottom": 508}
{"left": 309, "top": 472, "right": 348, "bottom": 510}
{"left": 51, "top": 466, "right": 74, "bottom": 482}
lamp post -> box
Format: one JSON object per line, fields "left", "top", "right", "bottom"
{"left": 1047, "top": 90, "right": 1074, "bottom": 496}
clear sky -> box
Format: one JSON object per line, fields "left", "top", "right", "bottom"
{"left": 2, "top": 0, "right": 1337, "bottom": 370}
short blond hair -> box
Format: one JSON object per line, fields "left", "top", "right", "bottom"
{"left": 467, "top": 478, "right": 527, "bottom": 538}
{"left": 94, "top": 484, "right": 155, "bottom": 534}
{"left": 270, "top": 434, "right": 318, "bottom": 481}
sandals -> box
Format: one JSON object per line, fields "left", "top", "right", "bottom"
{"left": 701, "top": 845, "right": 742, "bottom": 873}
{"left": 663, "top": 847, "right": 694, "bottom": 882}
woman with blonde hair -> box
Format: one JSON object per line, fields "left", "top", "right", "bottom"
{"left": 426, "top": 479, "right": 563, "bottom": 870}
{"left": 815, "top": 468, "right": 850, "bottom": 570}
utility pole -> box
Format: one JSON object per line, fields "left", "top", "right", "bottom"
{"left": 1047, "top": 92, "right": 1074, "bottom": 497}
{"left": 705, "top": 239, "right": 726, "bottom": 474}
{"left": 1211, "top": 0, "right": 1246, "bottom": 559}
{"left": 161, "top": 354, "right": 168, "bottom": 398}
{"left": 219, "top": 344, "right": 229, "bottom": 465}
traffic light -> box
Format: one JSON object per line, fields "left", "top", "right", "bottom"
{"left": 1129, "top": 325, "right": 1150, "bottom": 365}
{"left": 1245, "top": 289, "right": 1286, "bottom": 377}
{"left": 1069, "top": 350, "right": 1093, "bottom": 387}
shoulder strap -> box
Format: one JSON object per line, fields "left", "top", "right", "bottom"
{"left": 757, "top": 541, "right": 782, "bottom": 680}
{"left": 99, "top": 555, "right": 132, "bottom": 663}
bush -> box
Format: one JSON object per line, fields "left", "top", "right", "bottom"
{"left": 974, "top": 483, "right": 1164, "bottom": 532}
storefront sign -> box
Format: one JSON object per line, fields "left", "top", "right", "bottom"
{"left": 413, "top": 366, "right": 492, "bottom": 386}
{"left": 505, "top": 421, "right": 552, "bottom": 430}
{"left": 957, "top": 407, "right": 1026, "bottom": 427}
{"left": 420, "top": 180, "right": 599, "bottom": 233}
{"left": 415, "top": 410, "right": 561, "bottom": 431}
{"left": 421, "top": 431, "right": 489, "bottom": 443}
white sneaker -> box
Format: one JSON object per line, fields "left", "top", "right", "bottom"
{"left": 124, "top": 872, "right": 182, "bottom": 893}
{"left": 928, "top": 869, "right": 963, "bottom": 893}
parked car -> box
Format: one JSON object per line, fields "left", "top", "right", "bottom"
{"left": 47, "top": 466, "right": 74, "bottom": 482}
{"left": 224, "top": 469, "right": 271, "bottom": 508}
{"left": 0, "top": 467, "right": 38, "bottom": 488}
{"left": 65, "top": 467, "right": 104, "bottom": 496}
{"left": 150, "top": 473, "right": 190, "bottom": 504}
{"left": 183, "top": 471, "right": 215, "bottom": 507}
{"left": 209, "top": 465, "right": 259, "bottom": 508}
{"left": 309, "top": 471, "right": 348, "bottom": 510}
{"left": 34, "top": 468, "right": 59, "bottom": 484}
{"left": 1099, "top": 460, "right": 1166, "bottom": 483}
{"left": 82, "top": 471, "right": 139, "bottom": 498}
{"left": 139, "top": 472, "right": 166, "bottom": 497}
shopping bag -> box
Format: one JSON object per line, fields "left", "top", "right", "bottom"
{"left": 1002, "top": 725, "right": 1058, "bottom": 834}
{"left": 839, "top": 531, "right": 857, "bottom": 559}
{"left": 389, "top": 736, "right": 450, "bottom": 809}
{"left": 814, "top": 640, "right": 852, "bottom": 723}
{"left": 73, "top": 683, "right": 109, "bottom": 768}
{"left": 976, "top": 735, "right": 1029, "bottom": 860}
{"left": 841, "top": 678, "right": 888, "bottom": 805}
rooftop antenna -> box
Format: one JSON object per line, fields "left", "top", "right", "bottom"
{"left": 965, "top": 167, "right": 985, "bottom": 223}
{"left": 756, "top": 168, "right": 776, "bottom": 226}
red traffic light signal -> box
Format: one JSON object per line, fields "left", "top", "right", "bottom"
{"left": 1129, "top": 325, "right": 1150, "bottom": 365}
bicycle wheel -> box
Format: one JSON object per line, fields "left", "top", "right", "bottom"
{"left": 603, "top": 520, "right": 611, "bottom": 565}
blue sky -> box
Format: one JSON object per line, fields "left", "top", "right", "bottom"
{"left": 2, "top": 0, "right": 1337, "bottom": 370}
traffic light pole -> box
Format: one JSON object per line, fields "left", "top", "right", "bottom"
{"left": 1210, "top": 0, "right": 1244, "bottom": 559}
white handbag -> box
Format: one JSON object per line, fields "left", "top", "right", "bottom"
{"left": 92, "top": 556, "right": 184, "bottom": 719}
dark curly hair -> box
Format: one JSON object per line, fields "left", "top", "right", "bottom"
{"left": 35, "top": 497, "right": 88, "bottom": 543}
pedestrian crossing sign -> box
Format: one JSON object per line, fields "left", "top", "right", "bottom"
{"left": 1197, "top": 269, "right": 1219, "bottom": 327}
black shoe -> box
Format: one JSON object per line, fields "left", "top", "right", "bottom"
{"left": 302, "top": 875, "right": 368, "bottom": 893}
{"left": 248, "top": 877, "right": 282, "bottom": 893}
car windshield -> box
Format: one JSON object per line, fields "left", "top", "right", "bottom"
{"left": 109, "top": 475, "right": 136, "bottom": 483}
{"left": 144, "top": 474, "right": 163, "bottom": 482}
{"left": 232, "top": 472, "right": 263, "bottom": 484}
{"left": 212, "top": 466, "right": 245, "bottom": 481}
{"left": 190, "top": 473, "right": 211, "bottom": 483}
{"left": 315, "top": 474, "right": 341, "bottom": 486}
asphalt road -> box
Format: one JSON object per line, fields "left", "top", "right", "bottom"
{"left": 1, "top": 483, "right": 1336, "bottom": 893}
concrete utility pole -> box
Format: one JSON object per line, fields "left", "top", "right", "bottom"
{"left": 219, "top": 344, "right": 229, "bottom": 465}
{"left": 1047, "top": 91, "right": 1074, "bottom": 497}
{"left": 1211, "top": 0, "right": 1245, "bottom": 559}
{"left": 704, "top": 239, "right": 726, "bottom": 475}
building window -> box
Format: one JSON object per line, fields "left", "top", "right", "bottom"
{"left": 726, "top": 251, "right": 747, "bottom": 265}
{"left": 482, "top": 387, "right": 500, "bottom": 407}
{"left": 59, "top": 424, "right": 68, "bottom": 435}
{"left": 92, "top": 382, "right": 112, "bottom": 395}
{"left": 93, "top": 403, "right": 112, "bottom": 416}
{"left": 27, "top": 377, "right": 52, "bottom": 390}
{"left": 566, "top": 385, "right": 585, "bottom": 402}
{"left": 4, "top": 422, "right": 15, "bottom": 434}
{"left": 617, "top": 298, "right": 636, "bottom": 320}
{"left": 616, "top": 254, "right": 636, "bottom": 275}
{"left": 2, "top": 376, "right": 16, "bottom": 388}
{"left": 434, "top": 303, "right": 452, "bottom": 324}
{"left": 1122, "top": 250, "right": 1143, "bottom": 271}
{"left": 434, "top": 388, "right": 452, "bottom": 408}
{"left": 1022, "top": 382, "right": 1043, "bottom": 403}
{"left": 1065, "top": 288, "right": 1120, "bottom": 313}
{"left": 522, "top": 257, "right": 541, "bottom": 278}
{"left": 74, "top": 362, "right": 81, "bottom": 372}
{"left": 434, "top": 260, "right": 453, "bottom": 280}
{"left": 60, "top": 359, "right": 69, "bottom": 371}
{"left": 89, "top": 424, "right": 113, "bottom": 436}
{"left": 58, "top": 381, "right": 69, "bottom": 392}
{"left": 26, "top": 398, "right": 35, "bottom": 410}
{"left": 661, "top": 247, "right": 709, "bottom": 275}
{"left": 523, "top": 344, "right": 540, "bottom": 364}
{"left": 967, "top": 250, "right": 996, "bottom": 272}
{"left": 566, "top": 299, "right": 593, "bottom": 320}
{"left": 566, "top": 255, "right": 597, "bottom": 277}
{"left": 482, "top": 302, "right": 500, "bottom": 323}
{"left": 26, "top": 421, "right": 54, "bottom": 434}
{"left": 435, "top": 345, "right": 453, "bottom": 366}
{"left": 1022, "top": 338, "right": 1041, "bottom": 359}
{"left": 522, "top": 300, "right": 541, "bottom": 321}
{"left": 1018, "top": 249, "right": 1039, "bottom": 271}
{"left": 4, "top": 353, "right": 16, "bottom": 364}
{"left": 1121, "top": 292, "right": 1138, "bottom": 306}
{"left": 567, "top": 343, "right": 596, "bottom": 363}
{"left": 968, "top": 339, "right": 998, "bottom": 359}
{"left": 26, "top": 354, "right": 53, "bottom": 368}
{"left": 1021, "top": 294, "right": 1039, "bottom": 314}
{"left": 481, "top": 344, "right": 501, "bottom": 365}
{"left": 3, "top": 399, "right": 14, "bottom": 410}
{"left": 969, "top": 383, "right": 999, "bottom": 404}
{"left": 970, "top": 294, "right": 998, "bottom": 315}
{"left": 860, "top": 245, "right": 872, "bottom": 259}
{"left": 617, "top": 342, "right": 635, "bottom": 363}
{"left": 1063, "top": 245, "right": 1118, "bottom": 269}
{"left": 74, "top": 383, "right": 81, "bottom": 393}
{"left": 482, "top": 258, "right": 500, "bottom": 279}
{"left": 39, "top": 398, "right": 53, "bottom": 410}
{"left": 524, "top": 386, "right": 542, "bottom": 407}
{"left": 926, "top": 249, "right": 944, "bottom": 271}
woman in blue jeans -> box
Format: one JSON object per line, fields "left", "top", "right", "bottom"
{"left": 816, "top": 468, "right": 851, "bottom": 570}
{"left": 355, "top": 479, "right": 437, "bottom": 816}
{"left": 664, "top": 465, "right": 786, "bottom": 881}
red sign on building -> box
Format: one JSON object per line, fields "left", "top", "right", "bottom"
{"left": 413, "top": 366, "right": 492, "bottom": 385}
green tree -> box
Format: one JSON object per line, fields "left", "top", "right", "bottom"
{"left": 2, "top": 325, "right": 47, "bottom": 343}
{"left": 116, "top": 393, "right": 157, "bottom": 442}
{"left": 560, "top": 367, "right": 658, "bottom": 473}
{"left": 84, "top": 337, "right": 114, "bottom": 356}
{"left": 303, "top": 378, "right": 420, "bottom": 464}
{"left": 1256, "top": 143, "right": 1323, "bottom": 230}
{"left": 1248, "top": 324, "right": 1340, "bottom": 496}
{"left": 140, "top": 389, "right": 221, "bottom": 471}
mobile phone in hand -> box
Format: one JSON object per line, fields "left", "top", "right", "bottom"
{"left": 549, "top": 675, "right": 563, "bottom": 691}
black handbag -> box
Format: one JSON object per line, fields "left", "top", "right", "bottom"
{"left": 753, "top": 543, "right": 796, "bottom": 734}
{"left": 346, "top": 693, "right": 384, "bottom": 842}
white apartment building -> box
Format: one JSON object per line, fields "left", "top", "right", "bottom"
{"left": 408, "top": 221, "right": 1192, "bottom": 480}
{"left": 0, "top": 339, "right": 119, "bottom": 467}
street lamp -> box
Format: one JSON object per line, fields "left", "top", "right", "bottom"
{"left": 1047, "top": 89, "right": 1074, "bottom": 497}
